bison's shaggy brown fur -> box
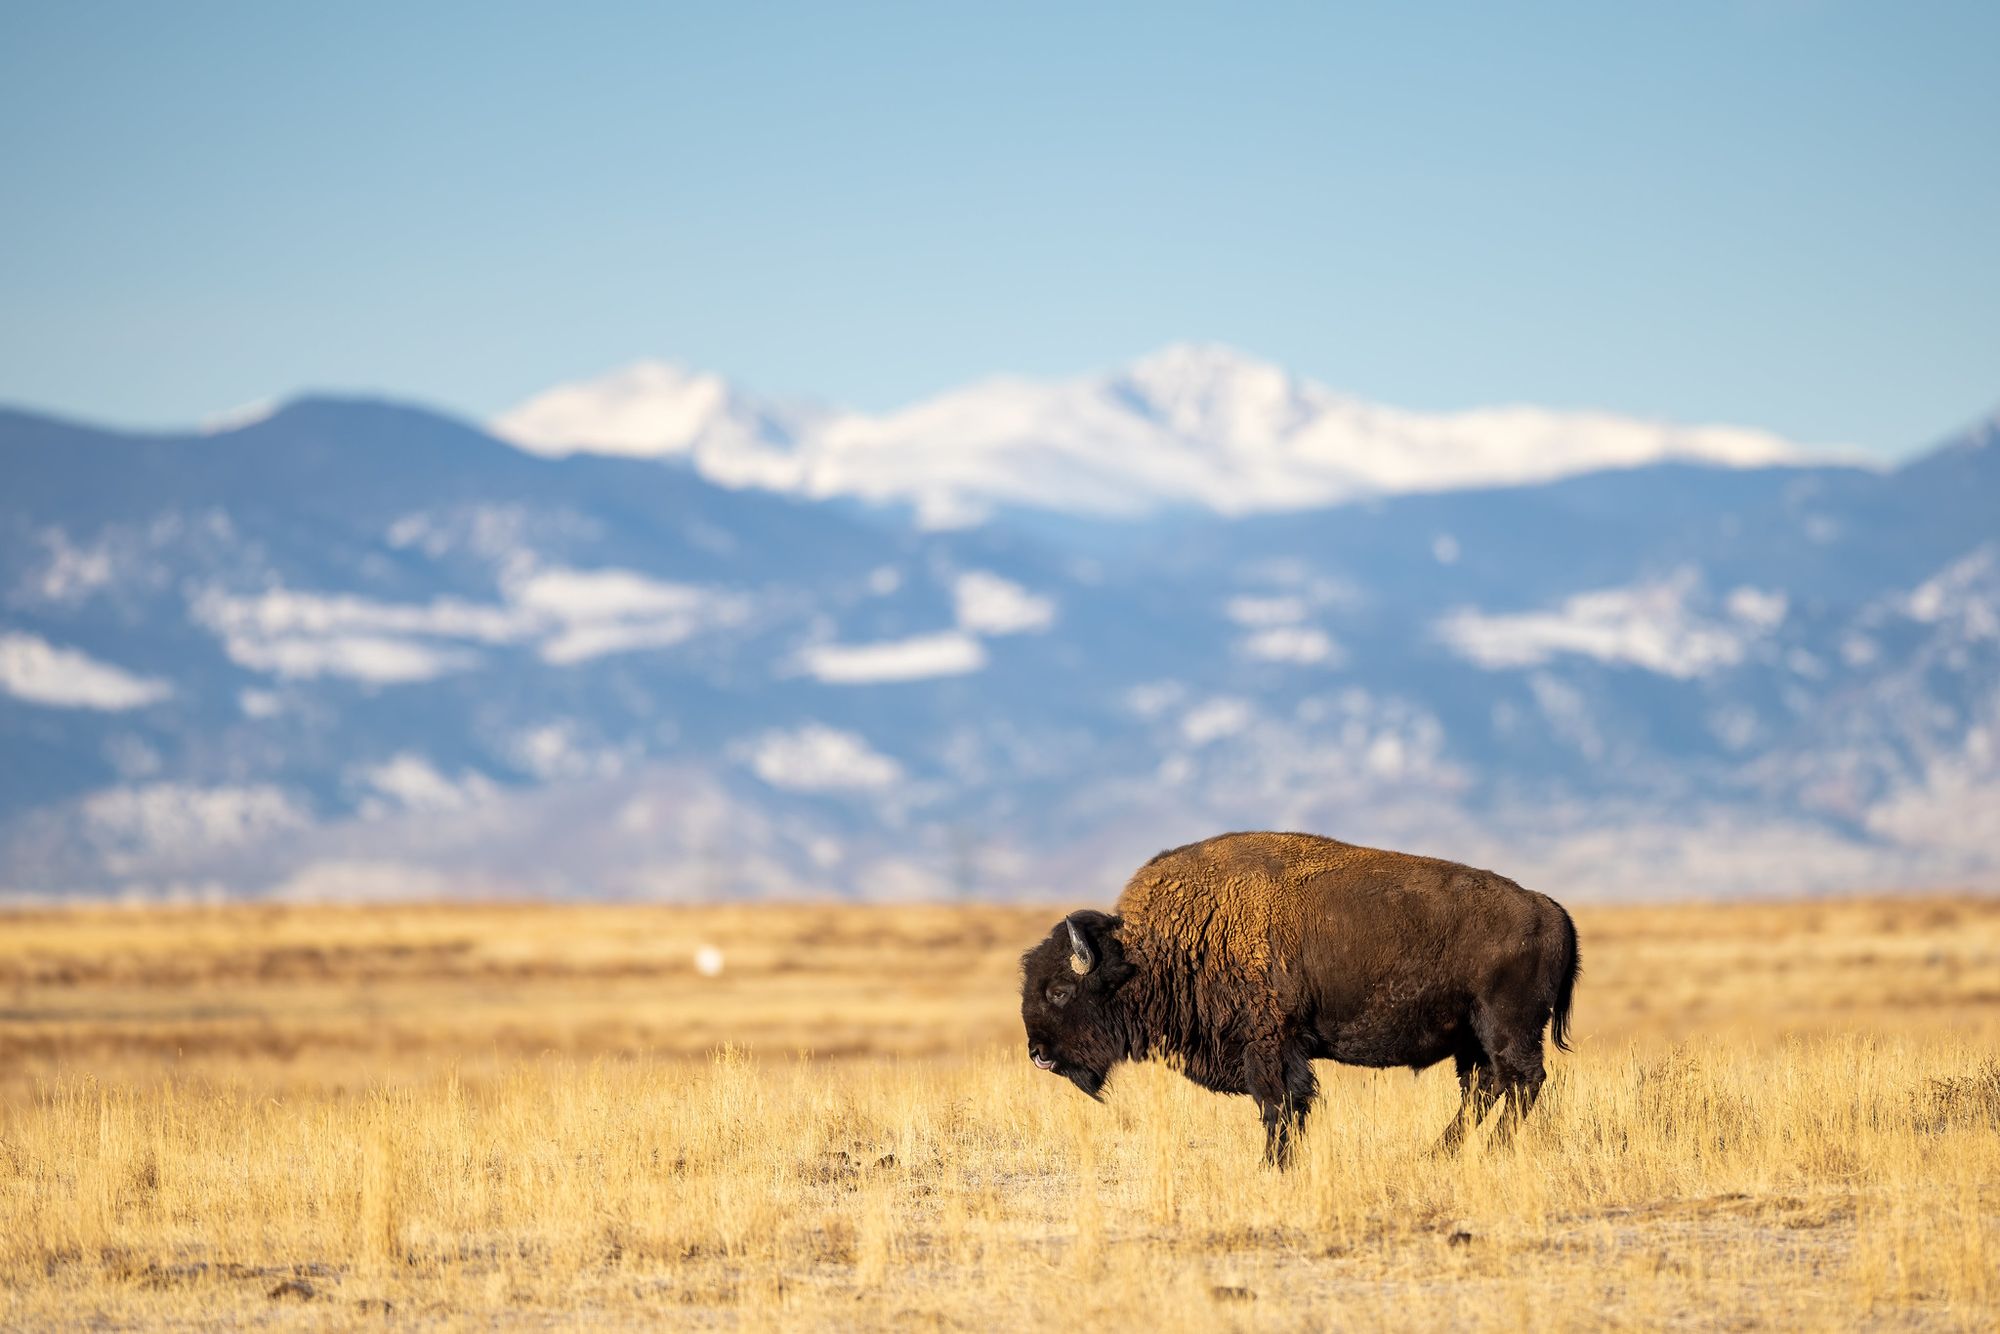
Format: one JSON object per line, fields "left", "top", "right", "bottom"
{"left": 1021, "top": 831, "right": 1580, "bottom": 1164}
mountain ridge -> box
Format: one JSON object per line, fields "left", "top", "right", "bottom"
{"left": 0, "top": 393, "right": 1991, "bottom": 903}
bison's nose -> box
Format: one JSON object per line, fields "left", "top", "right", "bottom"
{"left": 1029, "top": 1046, "right": 1057, "bottom": 1071}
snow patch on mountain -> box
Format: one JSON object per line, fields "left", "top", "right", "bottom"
{"left": 193, "top": 588, "right": 504, "bottom": 682}
{"left": 386, "top": 504, "right": 605, "bottom": 563}
{"left": 492, "top": 344, "right": 1828, "bottom": 519}
{"left": 1902, "top": 545, "right": 1999, "bottom": 639}
{"left": 510, "top": 567, "right": 751, "bottom": 664}
{"left": 1437, "top": 572, "right": 1755, "bottom": 679}
{"left": 1725, "top": 587, "right": 1790, "bottom": 630}
{"left": 200, "top": 398, "right": 278, "bottom": 435}
{"left": 1180, "top": 696, "right": 1255, "bottom": 745}
{"left": 21, "top": 530, "right": 117, "bottom": 605}
{"left": 239, "top": 689, "right": 283, "bottom": 719}
{"left": 196, "top": 587, "right": 530, "bottom": 645}
{"left": 491, "top": 360, "right": 823, "bottom": 490}
{"left": 745, "top": 724, "right": 904, "bottom": 792}
{"left": 1225, "top": 594, "right": 1309, "bottom": 627}
{"left": 359, "top": 754, "right": 499, "bottom": 815}
{"left": 1240, "top": 626, "right": 1339, "bottom": 665}
{"left": 191, "top": 567, "right": 753, "bottom": 680}
{"left": 508, "top": 721, "right": 627, "bottom": 782}
{"left": 222, "top": 633, "right": 477, "bottom": 684}
{"left": 795, "top": 632, "right": 987, "bottom": 685}
{"left": 1125, "top": 680, "right": 1187, "bottom": 719}
{"left": 0, "top": 632, "right": 173, "bottom": 709}
{"left": 952, "top": 570, "right": 1055, "bottom": 634}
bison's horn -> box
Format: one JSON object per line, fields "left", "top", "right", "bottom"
{"left": 1066, "top": 916, "right": 1096, "bottom": 975}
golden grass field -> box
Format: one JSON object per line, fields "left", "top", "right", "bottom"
{"left": 3, "top": 894, "right": 1999, "bottom": 1329}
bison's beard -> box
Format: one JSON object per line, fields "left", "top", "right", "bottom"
{"left": 1065, "top": 1065, "right": 1107, "bottom": 1102}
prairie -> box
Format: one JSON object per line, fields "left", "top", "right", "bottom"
{"left": 2, "top": 894, "right": 1998, "bottom": 1328}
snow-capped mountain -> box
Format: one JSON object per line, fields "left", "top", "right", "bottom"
{"left": 491, "top": 344, "right": 1824, "bottom": 522}
{"left": 0, "top": 389, "right": 1991, "bottom": 905}
{"left": 491, "top": 361, "right": 828, "bottom": 492}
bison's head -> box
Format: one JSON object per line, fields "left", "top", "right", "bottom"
{"left": 1020, "top": 909, "right": 1137, "bottom": 1100}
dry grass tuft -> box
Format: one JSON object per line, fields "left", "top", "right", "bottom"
{"left": 1914, "top": 1058, "right": 2000, "bottom": 1134}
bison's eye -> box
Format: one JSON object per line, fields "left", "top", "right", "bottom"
{"left": 1047, "top": 980, "right": 1076, "bottom": 1007}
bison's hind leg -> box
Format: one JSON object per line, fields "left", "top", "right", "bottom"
{"left": 1473, "top": 1000, "right": 1549, "bottom": 1148}
{"left": 1431, "top": 1041, "right": 1498, "bottom": 1156}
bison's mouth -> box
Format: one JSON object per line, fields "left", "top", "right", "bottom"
{"left": 1030, "top": 1047, "right": 1104, "bottom": 1100}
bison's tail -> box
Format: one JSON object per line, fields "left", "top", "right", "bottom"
{"left": 1548, "top": 902, "right": 1581, "bottom": 1053}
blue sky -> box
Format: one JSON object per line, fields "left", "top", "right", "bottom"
{"left": 2, "top": 1, "right": 1994, "bottom": 457}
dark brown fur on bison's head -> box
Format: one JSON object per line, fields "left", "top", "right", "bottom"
{"left": 1020, "top": 910, "right": 1137, "bottom": 1099}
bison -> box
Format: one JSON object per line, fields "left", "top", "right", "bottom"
{"left": 1020, "top": 831, "right": 1579, "bottom": 1165}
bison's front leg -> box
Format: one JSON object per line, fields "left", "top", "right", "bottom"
{"left": 1246, "top": 1042, "right": 1318, "bottom": 1169}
